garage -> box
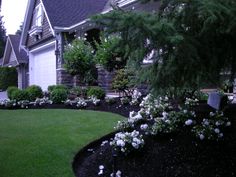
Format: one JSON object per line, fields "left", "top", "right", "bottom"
{"left": 29, "top": 45, "right": 56, "bottom": 91}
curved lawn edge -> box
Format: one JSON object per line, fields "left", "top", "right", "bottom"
{"left": 72, "top": 131, "right": 117, "bottom": 176}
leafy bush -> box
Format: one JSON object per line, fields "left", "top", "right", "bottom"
{"left": 64, "top": 39, "right": 95, "bottom": 79}
{"left": 50, "top": 89, "right": 68, "bottom": 104}
{"left": 70, "top": 86, "right": 88, "bottom": 97}
{"left": 87, "top": 86, "right": 105, "bottom": 99}
{"left": 26, "top": 85, "right": 43, "bottom": 101}
{"left": 7, "top": 86, "right": 18, "bottom": 100}
{"left": 112, "top": 69, "right": 135, "bottom": 96}
{"left": 0, "top": 67, "right": 17, "bottom": 90}
{"left": 11, "top": 89, "right": 29, "bottom": 101}
{"left": 48, "top": 85, "right": 68, "bottom": 93}
{"left": 94, "top": 35, "right": 127, "bottom": 71}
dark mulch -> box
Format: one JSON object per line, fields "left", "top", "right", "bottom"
{"left": 73, "top": 104, "right": 236, "bottom": 177}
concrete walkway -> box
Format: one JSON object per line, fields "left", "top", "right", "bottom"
{"left": 0, "top": 91, "right": 8, "bottom": 100}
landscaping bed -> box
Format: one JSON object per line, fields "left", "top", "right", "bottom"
{"left": 72, "top": 104, "right": 236, "bottom": 177}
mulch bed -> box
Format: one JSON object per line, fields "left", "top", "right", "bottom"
{"left": 72, "top": 104, "right": 236, "bottom": 177}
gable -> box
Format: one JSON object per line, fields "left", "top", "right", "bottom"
{"left": 26, "top": 0, "right": 53, "bottom": 48}
{"left": 9, "top": 50, "right": 17, "bottom": 63}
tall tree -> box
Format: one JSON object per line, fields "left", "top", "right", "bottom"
{"left": 15, "top": 22, "right": 23, "bottom": 36}
{"left": 93, "top": 0, "right": 236, "bottom": 96}
{"left": 0, "top": 7, "right": 6, "bottom": 58}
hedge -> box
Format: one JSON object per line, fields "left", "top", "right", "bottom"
{"left": 0, "top": 67, "right": 17, "bottom": 91}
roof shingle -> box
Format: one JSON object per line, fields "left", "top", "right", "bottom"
{"left": 42, "top": 0, "right": 109, "bottom": 27}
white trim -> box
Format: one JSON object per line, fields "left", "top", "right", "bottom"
{"left": 29, "top": 41, "right": 56, "bottom": 53}
{"left": 40, "top": 0, "right": 55, "bottom": 36}
{"left": 56, "top": 68, "right": 66, "bottom": 71}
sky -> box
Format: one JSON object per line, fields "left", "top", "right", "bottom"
{"left": 1, "top": 0, "right": 28, "bottom": 35}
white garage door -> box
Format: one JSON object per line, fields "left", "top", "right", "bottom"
{"left": 29, "top": 46, "right": 56, "bottom": 91}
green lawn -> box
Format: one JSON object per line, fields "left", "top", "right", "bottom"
{"left": 0, "top": 109, "right": 124, "bottom": 177}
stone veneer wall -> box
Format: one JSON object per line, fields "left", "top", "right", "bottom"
{"left": 96, "top": 65, "right": 115, "bottom": 92}
{"left": 56, "top": 69, "right": 74, "bottom": 87}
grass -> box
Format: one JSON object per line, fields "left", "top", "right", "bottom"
{"left": 0, "top": 109, "right": 124, "bottom": 177}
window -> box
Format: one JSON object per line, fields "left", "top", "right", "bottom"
{"left": 33, "top": 5, "right": 43, "bottom": 27}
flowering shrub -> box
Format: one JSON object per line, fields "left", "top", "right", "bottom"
{"left": 151, "top": 117, "right": 178, "bottom": 135}
{"left": 128, "top": 111, "right": 143, "bottom": 125}
{"left": 89, "top": 96, "right": 100, "bottom": 106}
{"left": 130, "top": 89, "right": 142, "bottom": 105}
{"left": 139, "top": 94, "right": 173, "bottom": 118}
{"left": 115, "top": 120, "right": 132, "bottom": 131}
{"left": 120, "top": 97, "right": 130, "bottom": 105}
{"left": 34, "top": 97, "right": 53, "bottom": 106}
{"left": 185, "top": 97, "right": 199, "bottom": 108}
{"left": 17, "top": 100, "right": 30, "bottom": 109}
{"left": 0, "top": 99, "right": 17, "bottom": 108}
{"left": 76, "top": 98, "right": 87, "bottom": 108}
{"left": 110, "top": 130, "right": 144, "bottom": 154}
{"left": 192, "top": 111, "right": 231, "bottom": 140}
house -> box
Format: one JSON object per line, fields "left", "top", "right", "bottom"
{"left": 2, "top": 35, "right": 29, "bottom": 89}
{"left": 19, "top": 0, "right": 160, "bottom": 91}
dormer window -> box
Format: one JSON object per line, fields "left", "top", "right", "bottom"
{"left": 29, "top": 4, "right": 44, "bottom": 40}
{"left": 33, "top": 5, "right": 43, "bottom": 27}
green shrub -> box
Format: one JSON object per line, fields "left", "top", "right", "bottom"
{"left": 70, "top": 86, "right": 88, "bottom": 97}
{"left": 7, "top": 86, "right": 18, "bottom": 100}
{"left": 50, "top": 89, "right": 68, "bottom": 104}
{"left": 48, "top": 85, "right": 68, "bottom": 93}
{"left": 87, "top": 86, "right": 105, "bottom": 99}
{"left": 0, "top": 67, "right": 17, "bottom": 91}
{"left": 11, "top": 89, "right": 29, "bottom": 101}
{"left": 26, "top": 85, "right": 43, "bottom": 101}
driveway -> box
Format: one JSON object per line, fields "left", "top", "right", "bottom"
{"left": 0, "top": 91, "right": 8, "bottom": 100}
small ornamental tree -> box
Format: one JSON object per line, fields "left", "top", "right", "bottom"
{"left": 64, "top": 39, "right": 96, "bottom": 84}
{"left": 0, "top": 67, "right": 17, "bottom": 90}
{"left": 94, "top": 35, "right": 127, "bottom": 72}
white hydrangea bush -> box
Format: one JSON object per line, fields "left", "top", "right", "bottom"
{"left": 192, "top": 111, "right": 231, "bottom": 140}
{"left": 89, "top": 96, "right": 100, "bottom": 106}
{"left": 130, "top": 89, "right": 142, "bottom": 106}
{"left": 185, "top": 97, "right": 199, "bottom": 108}
{"left": 110, "top": 130, "right": 145, "bottom": 154}
{"left": 76, "top": 98, "right": 87, "bottom": 108}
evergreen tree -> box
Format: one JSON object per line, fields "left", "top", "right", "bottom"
{"left": 93, "top": 0, "right": 236, "bottom": 96}
{"left": 0, "top": 8, "right": 6, "bottom": 58}
{"left": 15, "top": 22, "right": 23, "bottom": 36}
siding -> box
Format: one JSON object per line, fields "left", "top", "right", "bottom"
{"left": 9, "top": 50, "right": 17, "bottom": 63}
{"left": 26, "top": 0, "right": 53, "bottom": 48}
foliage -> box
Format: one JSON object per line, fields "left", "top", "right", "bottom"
{"left": 87, "top": 86, "right": 105, "bottom": 99}
{"left": 105, "top": 97, "right": 116, "bottom": 105}
{"left": 50, "top": 89, "right": 68, "bottom": 104}
{"left": 0, "top": 67, "right": 17, "bottom": 90}
{"left": 92, "top": 0, "right": 236, "bottom": 95}
{"left": 94, "top": 35, "right": 127, "bottom": 71}
{"left": 7, "top": 86, "right": 18, "bottom": 100}
{"left": 64, "top": 39, "right": 96, "bottom": 82}
{"left": 0, "top": 15, "right": 6, "bottom": 57}
{"left": 11, "top": 89, "right": 29, "bottom": 101}
{"left": 48, "top": 85, "right": 68, "bottom": 93}
{"left": 112, "top": 69, "right": 135, "bottom": 96}
{"left": 26, "top": 85, "right": 43, "bottom": 101}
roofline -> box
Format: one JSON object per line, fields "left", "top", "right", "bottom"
{"left": 53, "top": 0, "right": 138, "bottom": 33}
{"left": 2, "top": 36, "right": 19, "bottom": 67}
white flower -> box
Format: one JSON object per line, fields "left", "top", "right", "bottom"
{"left": 116, "top": 140, "right": 125, "bottom": 147}
{"left": 162, "top": 112, "right": 168, "bottom": 119}
{"left": 215, "top": 121, "right": 220, "bottom": 126}
{"left": 140, "top": 124, "right": 148, "bottom": 130}
{"left": 183, "top": 110, "right": 188, "bottom": 114}
{"left": 226, "top": 121, "right": 231, "bottom": 126}
{"left": 185, "top": 119, "right": 193, "bottom": 126}
{"left": 132, "top": 142, "right": 139, "bottom": 149}
{"left": 199, "top": 134, "right": 205, "bottom": 140}
{"left": 214, "top": 128, "right": 220, "bottom": 134}
{"left": 203, "top": 119, "right": 209, "bottom": 126}
{"left": 116, "top": 170, "right": 122, "bottom": 177}
{"left": 99, "top": 165, "right": 104, "bottom": 170}
{"left": 210, "top": 112, "right": 215, "bottom": 117}
{"left": 219, "top": 133, "right": 224, "bottom": 138}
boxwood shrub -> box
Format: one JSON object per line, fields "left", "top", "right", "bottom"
{"left": 11, "top": 89, "right": 29, "bottom": 101}
{"left": 87, "top": 86, "right": 105, "bottom": 99}
{"left": 50, "top": 89, "right": 68, "bottom": 104}
{"left": 26, "top": 85, "right": 43, "bottom": 101}
{"left": 48, "top": 85, "right": 68, "bottom": 93}
{"left": 7, "top": 86, "right": 19, "bottom": 100}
